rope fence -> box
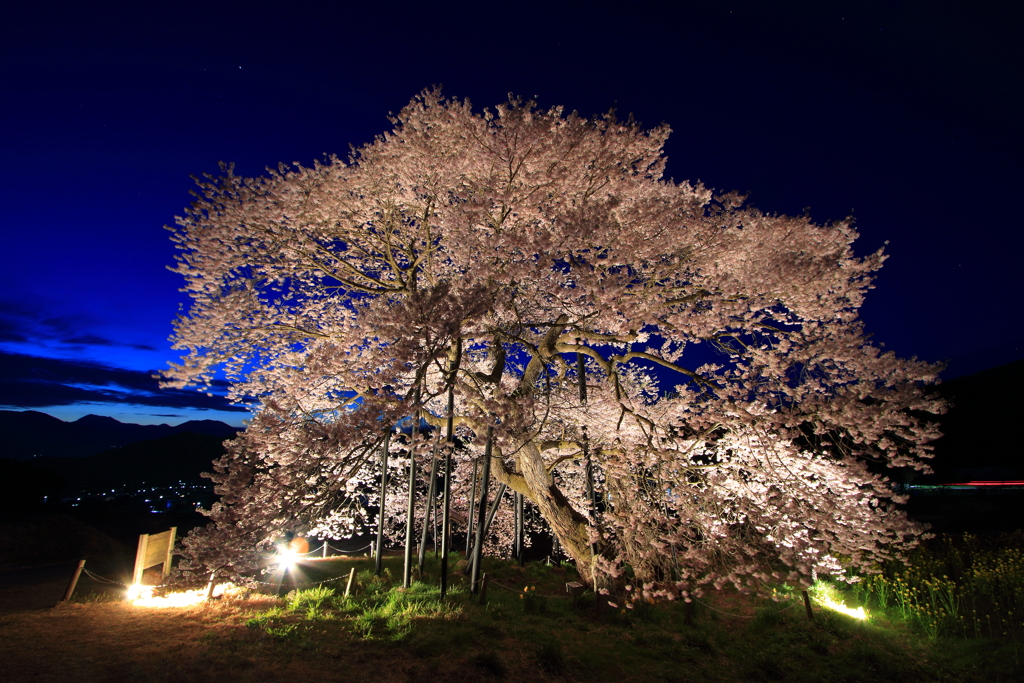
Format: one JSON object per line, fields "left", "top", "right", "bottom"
{"left": 82, "top": 568, "right": 128, "bottom": 587}
{"left": 249, "top": 573, "right": 353, "bottom": 588}
{"left": 324, "top": 543, "right": 374, "bottom": 556}
{"left": 259, "top": 542, "right": 374, "bottom": 562}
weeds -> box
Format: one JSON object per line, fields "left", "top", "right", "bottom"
{"left": 844, "top": 532, "right": 1024, "bottom": 640}
{"left": 470, "top": 650, "right": 506, "bottom": 678}
{"left": 285, "top": 585, "right": 334, "bottom": 612}
{"left": 519, "top": 585, "right": 546, "bottom": 614}
{"left": 534, "top": 640, "right": 566, "bottom": 674}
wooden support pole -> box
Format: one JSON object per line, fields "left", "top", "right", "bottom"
{"left": 464, "top": 458, "right": 479, "bottom": 557}
{"left": 403, "top": 387, "right": 420, "bottom": 588}
{"left": 576, "top": 345, "right": 587, "bottom": 404}
{"left": 478, "top": 573, "right": 489, "bottom": 605}
{"left": 417, "top": 437, "right": 440, "bottom": 573}
{"left": 62, "top": 559, "right": 86, "bottom": 603}
{"left": 470, "top": 427, "right": 492, "bottom": 593}
{"left": 583, "top": 432, "right": 600, "bottom": 589}
{"left": 344, "top": 567, "right": 356, "bottom": 598}
{"left": 277, "top": 565, "right": 289, "bottom": 597}
{"left": 802, "top": 590, "right": 814, "bottom": 620}
{"left": 433, "top": 492, "right": 439, "bottom": 556}
{"left": 481, "top": 484, "right": 507, "bottom": 544}
{"left": 205, "top": 572, "right": 217, "bottom": 600}
{"left": 467, "top": 481, "right": 507, "bottom": 574}
{"left": 439, "top": 376, "right": 456, "bottom": 598}
{"left": 514, "top": 492, "right": 524, "bottom": 566}
{"left": 374, "top": 427, "right": 392, "bottom": 576}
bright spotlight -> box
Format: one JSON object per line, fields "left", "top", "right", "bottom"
{"left": 277, "top": 546, "right": 298, "bottom": 570}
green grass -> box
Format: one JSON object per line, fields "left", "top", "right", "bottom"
{"left": 223, "top": 544, "right": 1024, "bottom": 681}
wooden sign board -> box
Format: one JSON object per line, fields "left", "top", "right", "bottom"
{"left": 132, "top": 527, "right": 176, "bottom": 585}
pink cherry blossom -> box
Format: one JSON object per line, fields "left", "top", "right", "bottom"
{"left": 167, "top": 90, "right": 943, "bottom": 596}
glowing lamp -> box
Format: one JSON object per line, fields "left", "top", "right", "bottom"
{"left": 277, "top": 545, "right": 298, "bottom": 569}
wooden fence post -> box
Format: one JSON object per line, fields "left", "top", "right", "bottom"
{"left": 62, "top": 559, "right": 86, "bottom": 602}
{"left": 478, "top": 573, "right": 489, "bottom": 605}
{"left": 470, "top": 427, "right": 493, "bottom": 593}
{"left": 344, "top": 567, "right": 356, "bottom": 598}
{"left": 205, "top": 572, "right": 217, "bottom": 600}
{"left": 802, "top": 590, "right": 814, "bottom": 620}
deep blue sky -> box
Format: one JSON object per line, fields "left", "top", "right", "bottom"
{"left": 1, "top": 0, "right": 1021, "bottom": 427}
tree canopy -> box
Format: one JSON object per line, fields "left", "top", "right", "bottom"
{"left": 167, "top": 90, "right": 941, "bottom": 600}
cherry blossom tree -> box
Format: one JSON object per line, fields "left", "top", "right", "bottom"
{"left": 166, "top": 90, "right": 942, "bottom": 599}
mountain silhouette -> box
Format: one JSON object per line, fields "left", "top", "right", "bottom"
{"left": 0, "top": 410, "right": 240, "bottom": 460}
{"left": 927, "top": 358, "right": 1024, "bottom": 480}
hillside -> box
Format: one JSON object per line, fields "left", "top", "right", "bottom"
{"left": 928, "top": 358, "right": 1024, "bottom": 479}
{"left": 36, "top": 431, "right": 230, "bottom": 490}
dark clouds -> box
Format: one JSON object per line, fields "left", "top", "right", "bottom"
{"left": 0, "top": 294, "right": 161, "bottom": 354}
{"left": 61, "top": 334, "right": 157, "bottom": 351}
{"left": 0, "top": 350, "right": 245, "bottom": 413}
{"left": 0, "top": 298, "right": 91, "bottom": 345}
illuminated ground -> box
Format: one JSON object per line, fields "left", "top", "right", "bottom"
{"left": 1, "top": 555, "right": 1021, "bottom": 683}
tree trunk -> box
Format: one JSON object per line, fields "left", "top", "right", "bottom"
{"left": 504, "top": 441, "right": 596, "bottom": 583}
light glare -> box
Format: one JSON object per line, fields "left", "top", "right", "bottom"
{"left": 818, "top": 592, "right": 868, "bottom": 620}
{"left": 126, "top": 582, "right": 236, "bottom": 607}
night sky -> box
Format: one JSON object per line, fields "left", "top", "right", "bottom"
{"left": 1, "top": 0, "right": 1020, "bottom": 427}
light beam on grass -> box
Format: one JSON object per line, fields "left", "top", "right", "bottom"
{"left": 126, "top": 583, "right": 236, "bottom": 607}
{"left": 818, "top": 593, "right": 867, "bottom": 620}
{"left": 810, "top": 581, "right": 868, "bottom": 620}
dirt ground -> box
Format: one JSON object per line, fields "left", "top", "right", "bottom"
{"left": 0, "top": 561, "right": 476, "bottom": 683}
{"left": 0, "top": 598, "right": 448, "bottom": 683}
